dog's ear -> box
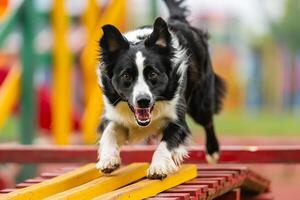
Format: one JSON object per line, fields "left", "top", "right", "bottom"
{"left": 100, "top": 25, "right": 129, "bottom": 53}
{"left": 145, "top": 17, "right": 171, "bottom": 48}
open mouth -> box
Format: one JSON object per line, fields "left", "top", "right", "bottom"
{"left": 130, "top": 105, "right": 154, "bottom": 126}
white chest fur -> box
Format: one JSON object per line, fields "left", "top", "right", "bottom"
{"left": 103, "top": 98, "right": 178, "bottom": 143}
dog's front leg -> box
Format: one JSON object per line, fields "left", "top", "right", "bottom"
{"left": 96, "top": 122, "right": 127, "bottom": 173}
{"left": 147, "top": 122, "right": 190, "bottom": 179}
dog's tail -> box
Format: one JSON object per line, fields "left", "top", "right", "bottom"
{"left": 162, "top": 0, "right": 188, "bottom": 23}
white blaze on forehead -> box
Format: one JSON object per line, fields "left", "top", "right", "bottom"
{"left": 135, "top": 51, "right": 145, "bottom": 71}
{"left": 132, "top": 51, "right": 152, "bottom": 106}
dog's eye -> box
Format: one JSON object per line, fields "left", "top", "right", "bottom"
{"left": 121, "top": 72, "right": 131, "bottom": 81}
{"left": 148, "top": 72, "right": 158, "bottom": 80}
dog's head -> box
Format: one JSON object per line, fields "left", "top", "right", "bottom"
{"left": 99, "top": 18, "right": 180, "bottom": 126}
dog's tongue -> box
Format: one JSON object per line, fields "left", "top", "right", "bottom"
{"left": 134, "top": 107, "right": 151, "bottom": 122}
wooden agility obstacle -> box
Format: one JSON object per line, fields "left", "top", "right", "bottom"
{"left": 0, "top": 145, "right": 299, "bottom": 164}
{"left": 0, "top": 163, "right": 271, "bottom": 200}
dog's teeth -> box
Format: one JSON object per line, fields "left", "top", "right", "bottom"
{"left": 138, "top": 119, "right": 150, "bottom": 123}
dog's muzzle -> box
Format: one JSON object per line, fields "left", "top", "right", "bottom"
{"left": 130, "top": 95, "right": 154, "bottom": 126}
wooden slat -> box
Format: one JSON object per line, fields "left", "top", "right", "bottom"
{"left": 23, "top": 178, "right": 45, "bottom": 184}
{"left": 164, "top": 188, "right": 202, "bottom": 199}
{"left": 0, "top": 164, "right": 101, "bottom": 200}
{"left": 93, "top": 165, "right": 197, "bottom": 200}
{"left": 184, "top": 179, "right": 219, "bottom": 189}
{"left": 156, "top": 193, "right": 190, "bottom": 200}
{"left": 45, "top": 163, "right": 149, "bottom": 200}
{"left": 1, "top": 145, "right": 300, "bottom": 164}
{"left": 0, "top": 189, "right": 16, "bottom": 194}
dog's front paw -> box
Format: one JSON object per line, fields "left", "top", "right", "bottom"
{"left": 147, "top": 160, "right": 178, "bottom": 179}
{"left": 96, "top": 154, "right": 121, "bottom": 174}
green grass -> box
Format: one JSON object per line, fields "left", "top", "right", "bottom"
{"left": 188, "top": 111, "right": 300, "bottom": 136}
{"left": 0, "top": 116, "right": 18, "bottom": 142}
{"left": 0, "top": 112, "right": 299, "bottom": 143}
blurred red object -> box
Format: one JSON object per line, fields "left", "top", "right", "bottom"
{"left": 37, "top": 84, "right": 80, "bottom": 133}
{"left": 1, "top": 67, "right": 80, "bottom": 133}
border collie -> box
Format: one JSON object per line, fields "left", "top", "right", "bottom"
{"left": 96, "top": 0, "right": 226, "bottom": 179}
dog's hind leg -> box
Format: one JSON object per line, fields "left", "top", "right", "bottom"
{"left": 187, "top": 80, "right": 222, "bottom": 163}
{"left": 195, "top": 113, "right": 220, "bottom": 164}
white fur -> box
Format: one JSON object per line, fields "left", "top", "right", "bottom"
{"left": 148, "top": 141, "right": 178, "bottom": 177}
{"left": 124, "top": 28, "right": 153, "bottom": 44}
{"left": 132, "top": 51, "right": 152, "bottom": 106}
{"left": 96, "top": 64, "right": 103, "bottom": 88}
{"left": 170, "top": 33, "right": 189, "bottom": 85}
{"left": 96, "top": 122, "right": 127, "bottom": 171}
{"left": 172, "top": 144, "right": 189, "bottom": 166}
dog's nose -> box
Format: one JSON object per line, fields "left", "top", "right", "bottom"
{"left": 136, "top": 95, "right": 151, "bottom": 108}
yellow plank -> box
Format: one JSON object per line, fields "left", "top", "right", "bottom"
{"left": 0, "top": 164, "right": 101, "bottom": 200}
{"left": 45, "top": 163, "right": 149, "bottom": 200}
{"left": 81, "top": 0, "right": 126, "bottom": 144}
{"left": 93, "top": 164, "right": 197, "bottom": 200}
{"left": 51, "top": 0, "right": 72, "bottom": 144}
{"left": 0, "top": 64, "right": 20, "bottom": 130}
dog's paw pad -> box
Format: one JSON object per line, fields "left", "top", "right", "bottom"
{"left": 206, "top": 152, "right": 220, "bottom": 164}
{"left": 147, "top": 172, "right": 167, "bottom": 180}
{"left": 147, "top": 166, "right": 168, "bottom": 180}
{"left": 147, "top": 162, "right": 177, "bottom": 180}
{"left": 96, "top": 156, "right": 121, "bottom": 174}
{"left": 100, "top": 164, "right": 120, "bottom": 174}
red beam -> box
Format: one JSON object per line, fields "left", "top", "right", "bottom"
{"left": 0, "top": 145, "right": 300, "bottom": 164}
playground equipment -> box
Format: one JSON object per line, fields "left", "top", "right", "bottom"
{"left": 0, "top": 63, "right": 20, "bottom": 130}
{"left": 0, "top": 0, "right": 8, "bottom": 19}
{"left": 0, "top": 0, "right": 127, "bottom": 144}
{"left": 0, "top": 145, "right": 281, "bottom": 200}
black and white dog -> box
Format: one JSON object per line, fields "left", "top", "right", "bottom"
{"left": 96, "top": 0, "right": 226, "bottom": 179}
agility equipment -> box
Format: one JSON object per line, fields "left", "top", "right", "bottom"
{"left": 0, "top": 145, "right": 299, "bottom": 164}
{"left": 0, "top": 163, "right": 270, "bottom": 200}
{"left": 0, "top": 145, "right": 288, "bottom": 199}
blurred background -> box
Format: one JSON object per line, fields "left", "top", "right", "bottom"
{"left": 0, "top": 0, "right": 299, "bottom": 198}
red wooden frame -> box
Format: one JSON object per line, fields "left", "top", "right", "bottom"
{"left": 0, "top": 145, "right": 299, "bottom": 164}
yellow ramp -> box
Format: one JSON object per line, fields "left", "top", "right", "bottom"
{"left": 0, "top": 164, "right": 101, "bottom": 200}
{"left": 45, "top": 163, "right": 149, "bottom": 200}
{"left": 93, "top": 164, "right": 197, "bottom": 200}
